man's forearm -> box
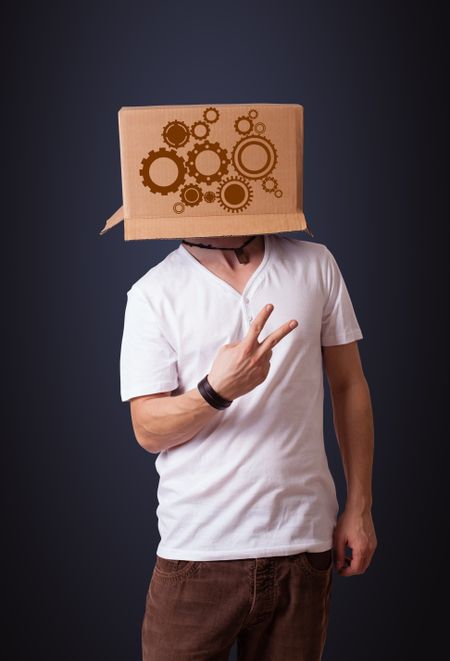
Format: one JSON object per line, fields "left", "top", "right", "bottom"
{"left": 135, "top": 387, "right": 223, "bottom": 454}
{"left": 330, "top": 377, "right": 374, "bottom": 512}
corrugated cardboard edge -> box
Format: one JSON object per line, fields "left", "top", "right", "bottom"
{"left": 98, "top": 209, "right": 308, "bottom": 238}
{"left": 295, "top": 105, "right": 304, "bottom": 211}
{"left": 98, "top": 209, "right": 309, "bottom": 239}
{"left": 122, "top": 211, "right": 307, "bottom": 240}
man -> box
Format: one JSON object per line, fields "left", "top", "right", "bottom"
{"left": 119, "top": 231, "right": 377, "bottom": 661}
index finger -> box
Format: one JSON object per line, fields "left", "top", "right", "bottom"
{"left": 255, "top": 318, "right": 298, "bottom": 356}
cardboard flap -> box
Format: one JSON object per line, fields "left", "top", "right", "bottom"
{"left": 99, "top": 206, "right": 124, "bottom": 235}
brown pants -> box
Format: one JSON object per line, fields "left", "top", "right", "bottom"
{"left": 141, "top": 548, "right": 333, "bottom": 660}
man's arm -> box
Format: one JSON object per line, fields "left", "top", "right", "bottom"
{"left": 130, "top": 388, "right": 222, "bottom": 454}
{"left": 322, "top": 340, "right": 378, "bottom": 576}
{"left": 128, "top": 304, "right": 298, "bottom": 455}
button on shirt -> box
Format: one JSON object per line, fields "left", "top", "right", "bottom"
{"left": 119, "top": 234, "right": 363, "bottom": 561}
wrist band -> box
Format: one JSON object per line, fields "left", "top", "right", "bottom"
{"left": 197, "top": 374, "right": 233, "bottom": 410}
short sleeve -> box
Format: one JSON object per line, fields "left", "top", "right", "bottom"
{"left": 320, "top": 248, "right": 363, "bottom": 346}
{"left": 119, "top": 285, "right": 179, "bottom": 402}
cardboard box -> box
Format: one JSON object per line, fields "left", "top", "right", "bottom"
{"left": 99, "top": 103, "right": 310, "bottom": 240}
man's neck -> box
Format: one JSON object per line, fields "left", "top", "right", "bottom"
{"left": 181, "top": 235, "right": 265, "bottom": 270}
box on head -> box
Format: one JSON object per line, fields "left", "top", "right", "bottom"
{"left": 99, "top": 103, "right": 311, "bottom": 240}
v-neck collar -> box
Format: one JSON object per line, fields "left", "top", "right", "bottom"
{"left": 177, "top": 234, "right": 272, "bottom": 299}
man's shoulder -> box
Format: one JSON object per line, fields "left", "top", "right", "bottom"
{"left": 127, "top": 249, "right": 180, "bottom": 299}
{"left": 274, "top": 235, "right": 331, "bottom": 262}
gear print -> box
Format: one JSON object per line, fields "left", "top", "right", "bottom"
{"left": 203, "top": 107, "right": 220, "bottom": 123}
{"left": 234, "top": 115, "right": 254, "bottom": 135}
{"left": 140, "top": 147, "right": 186, "bottom": 195}
{"left": 217, "top": 176, "right": 253, "bottom": 213}
{"left": 173, "top": 202, "right": 185, "bottom": 214}
{"left": 262, "top": 176, "right": 278, "bottom": 192}
{"left": 232, "top": 134, "right": 278, "bottom": 180}
{"left": 190, "top": 121, "right": 210, "bottom": 140}
{"left": 162, "top": 120, "right": 190, "bottom": 148}
{"left": 139, "top": 106, "right": 282, "bottom": 213}
{"left": 180, "top": 183, "right": 203, "bottom": 207}
{"left": 204, "top": 190, "right": 216, "bottom": 203}
{"left": 185, "top": 140, "right": 230, "bottom": 185}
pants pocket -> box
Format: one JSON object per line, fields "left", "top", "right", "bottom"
{"left": 301, "top": 549, "right": 333, "bottom": 575}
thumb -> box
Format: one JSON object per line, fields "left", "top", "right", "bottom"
{"left": 333, "top": 533, "right": 347, "bottom": 570}
{"left": 225, "top": 341, "right": 240, "bottom": 350}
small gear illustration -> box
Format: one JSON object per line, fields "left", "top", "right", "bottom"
{"left": 274, "top": 189, "right": 283, "bottom": 198}
{"left": 254, "top": 122, "right": 266, "bottom": 134}
{"left": 185, "top": 140, "right": 230, "bottom": 185}
{"left": 262, "top": 176, "right": 278, "bottom": 193}
{"left": 140, "top": 147, "right": 186, "bottom": 195}
{"left": 248, "top": 109, "right": 258, "bottom": 119}
{"left": 180, "top": 183, "right": 203, "bottom": 207}
{"left": 173, "top": 202, "right": 185, "bottom": 214}
{"left": 203, "top": 106, "right": 220, "bottom": 123}
{"left": 162, "top": 120, "right": 190, "bottom": 148}
{"left": 204, "top": 190, "right": 216, "bottom": 203}
{"left": 217, "top": 176, "right": 253, "bottom": 213}
{"left": 232, "top": 134, "right": 278, "bottom": 180}
{"left": 234, "top": 115, "right": 254, "bottom": 135}
{"left": 190, "top": 120, "right": 210, "bottom": 140}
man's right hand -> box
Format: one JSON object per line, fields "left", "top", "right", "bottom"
{"left": 207, "top": 304, "right": 298, "bottom": 401}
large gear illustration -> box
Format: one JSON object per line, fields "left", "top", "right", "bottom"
{"left": 162, "top": 120, "right": 190, "bottom": 148}
{"left": 231, "top": 134, "right": 278, "bottom": 180}
{"left": 139, "top": 147, "right": 186, "bottom": 195}
{"left": 217, "top": 176, "right": 253, "bottom": 213}
{"left": 185, "top": 140, "right": 230, "bottom": 185}
{"left": 179, "top": 183, "right": 203, "bottom": 207}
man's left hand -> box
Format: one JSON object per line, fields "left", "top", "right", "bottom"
{"left": 332, "top": 506, "right": 377, "bottom": 576}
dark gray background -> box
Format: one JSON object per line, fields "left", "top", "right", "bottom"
{"left": 4, "top": 0, "right": 447, "bottom": 659}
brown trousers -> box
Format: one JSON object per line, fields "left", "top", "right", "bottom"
{"left": 141, "top": 548, "right": 333, "bottom": 660}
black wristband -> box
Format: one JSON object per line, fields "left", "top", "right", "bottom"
{"left": 197, "top": 374, "right": 233, "bottom": 410}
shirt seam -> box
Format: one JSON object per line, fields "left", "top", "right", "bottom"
{"left": 321, "top": 327, "right": 363, "bottom": 343}
{"left": 121, "top": 381, "right": 178, "bottom": 401}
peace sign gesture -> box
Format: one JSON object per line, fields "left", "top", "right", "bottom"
{"left": 207, "top": 304, "right": 298, "bottom": 402}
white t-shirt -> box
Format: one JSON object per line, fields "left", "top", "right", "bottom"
{"left": 119, "top": 233, "right": 363, "bottom": 561}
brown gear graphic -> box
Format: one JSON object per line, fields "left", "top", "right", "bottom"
{"left": 203, "top": 106, "right": 220, "bottom": 123}
{"left": 173, "top": 202, "right": 185, "bottom": 214}
{"left": 180, "top": 183, "right": 203, "bottom": 207}
{"left": 234, "top": 115, "right": 254, "bottom": 135}
{"left": 139, "top": 147, "right": 186, "bottom": 195}
{"left": 162, "top": 120, "right": 190, "bottom": 148}
{"left": 217, "top": 176, "right": 253, "bottom": 213}
{"left": 190, "top": 120, "right": 210, "bottom": 140}
{"left": 262, "top": 176, "right": 278, "bottom": 193}
{"left": 274, "top": 189, "right": 283, "bottom": 198}
{"left": 185, "top": 140, "right": 230, "bottom": 185}
{"left": 231, "top": 134, "right": 278, "bottom": 180}
{"left": 204, "top": 190, "right": 216, "bottom": 203}
{"left": 254, "top": 122, "right": 266, "bottom": 134}
{"left": 248, "top": 109, "right": 258, "bottom": 119}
